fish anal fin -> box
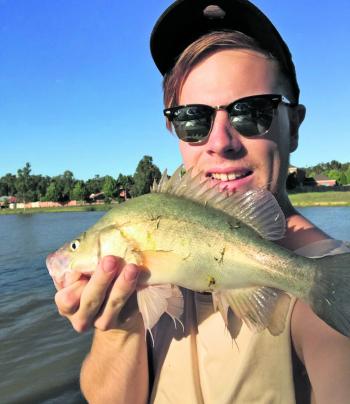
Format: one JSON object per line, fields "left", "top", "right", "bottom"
{"left": 215, "top": 287, "right": 289, "bottom": 335}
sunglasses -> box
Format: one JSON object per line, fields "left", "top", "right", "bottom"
{"left": 163, "top": 94, "right": 296, "bottom": 143}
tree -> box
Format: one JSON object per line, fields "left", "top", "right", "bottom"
{"left": 15, "top": 162, "right": 34, "bottom": 203}
{"left": 45, "top": 182, "right": 60, "bottom": 202}
{"left": 31, "top": 175, "right": 51, "bottom": 201}
{"left": 327, "top": 169, "right": 341, "bottom": 184}
{"left": 60, "top": 170, "right": 75, "bottom": 201}
{"left": 132, "top": 156, "right": 161, "bottom": 196}
{"left": 345, "top": 168, "right": 350, "bottom": 185}
{"left": 86, "top": 175, "right": 104, "bottom": 196}
{"left": 48, "top": 171, "right": 75, "bottom": 202}
{"left": 102, "top": 176, "right": 117, "bottom": 201}
{"left": 71, "top": 181, "right": 87, "bottom": 201}
{"left": 338, "top": 172, "right": 348, "bottom": 186}
{"left": 0, "top": 173, "right": 16, "bottom": 196}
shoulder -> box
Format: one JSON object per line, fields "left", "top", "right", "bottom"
{"left": 277, "top": 210, "right": 329, "bottom": 251}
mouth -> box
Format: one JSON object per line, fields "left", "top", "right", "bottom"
{"left": 209, "top": 170, "right": 253, "bottom": 181}
{"left": 206, "top": 168, "right": 254, "bottom": 192}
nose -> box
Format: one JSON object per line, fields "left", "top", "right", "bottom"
{"left": 205, "top": 110, "right": 243, "bottom": 156}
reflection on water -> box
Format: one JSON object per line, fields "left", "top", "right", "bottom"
{"left": 0, "top": 208, "right": 349, "bottom": 403}
{"left": 0, "top": 212, "right": 104, "bottom": 403}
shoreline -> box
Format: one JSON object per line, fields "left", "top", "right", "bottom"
{"left": 1, "top": 192, "right": 350, "bottom": 215}
{"left": 289, "top": 191, "right": 350, "bottom": 207}
{"left": 0, "top": 204, "right": 112, "bottom": 215}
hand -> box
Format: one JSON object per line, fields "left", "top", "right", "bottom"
{"left": 54, "top": 255, "right": 142, "bottom": 333}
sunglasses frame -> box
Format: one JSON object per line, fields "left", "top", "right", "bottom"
{"left": 164, "top": 94, "right": 297, "bottom": 143}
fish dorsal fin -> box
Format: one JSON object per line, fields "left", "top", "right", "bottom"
{"left": 213, "top": 287, "right": 290, "bottom": 335}
{"left": 153, "top": 166, "right": 285, "bottom": 240}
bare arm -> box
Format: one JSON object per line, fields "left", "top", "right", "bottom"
{"left": 292, "top": 300, "right": 350, "bottom": 404}
{"left": 55, "top": 256, "right": 149, "bottom": 403}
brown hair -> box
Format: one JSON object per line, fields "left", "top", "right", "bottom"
{"left": 163, "top": 31, "right": 293, "bottom": 129}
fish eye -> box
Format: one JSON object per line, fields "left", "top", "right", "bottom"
{"left": 70, "top": 240, "right": 80, "bottom": 252}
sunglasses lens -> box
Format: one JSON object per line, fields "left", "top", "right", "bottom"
{"left": 229, "top": 97, "right": 275, "bottom": 136}
{"left": 166, "top": 95, "right": 280, "bottom": 143}
{"left": 171, "top": 106, "right": 213, "bottom": 143}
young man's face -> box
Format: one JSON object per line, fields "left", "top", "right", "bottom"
{"left": 178, "top": 49, "right": 303, "bottom": 201}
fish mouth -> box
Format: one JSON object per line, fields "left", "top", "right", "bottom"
{"left": 46, "top": 252, "right": 81, "bottom": 288}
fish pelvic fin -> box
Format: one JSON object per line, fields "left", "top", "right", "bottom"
{"left": 213, "top": 287, "right": 290, "bottom": 335}
{"left": 152, "top": 166, "right": 285, "bottom": 241}
{"left": 310, "top": 253, "right": 350, "bottom": 336}
{"left": 136, "top": 284, "right": 184, "bottom": 342}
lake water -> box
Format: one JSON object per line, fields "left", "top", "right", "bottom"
{"left": 1, "top": 208, "right": 350, "bottom": 403}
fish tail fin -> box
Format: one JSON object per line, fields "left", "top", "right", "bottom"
{"left": 310, "top": 253, "right": 350, "bottom": 336}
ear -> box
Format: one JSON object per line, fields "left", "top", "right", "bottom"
{"left": 289, "top": 104, "right": 306, "bottom": 153}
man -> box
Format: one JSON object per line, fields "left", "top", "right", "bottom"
{"left": 54, "top": 1, "right": 350, "bottom": 403}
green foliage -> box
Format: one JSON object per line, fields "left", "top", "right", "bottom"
{"left": 116, "top": 174, "right": 134, "bottom": 190}
{"left": 62, "top": 170, "right": 75, "bottom": 199}
{"left": 102, "top": 176, "right": 117, "bottom": 200}
{"left": 303, "top": 160, "right": 350, "bottom": 186}
{"left": 85, "top": 175, "right": 104, "bottom": 196}
{"left": 346, "top": 169, "right": 350, "bottom": 185}
{"left": 0, "top": 173, "right": 16, "bottom": 196}
{"left": 132, "top": 156, "right": 161, "bottom": 197}
{"left": 15, "top": 163, "right": 33, "bottom": 203}
{"left": 327, "top": 169, "right": 341, "bottom": 182}
{"left": 45, "top": 182, "right": 60, "bottom": 202}
{"left": 338, "top": 172, "right": 348, "bottom": 186}
{"left": 70, "top": 181, "right": 87, "bottom": 201}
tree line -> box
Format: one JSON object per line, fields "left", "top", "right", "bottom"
{"left": 0, "top": 155, "right": 161, "bottom": 204}
{"left": 2, "top": 158, "right": 349, "bottom": 205}
{"left": 301, "top": 160, "right": 350, "bottom": 186}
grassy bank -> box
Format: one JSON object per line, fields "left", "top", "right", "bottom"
{"left": 289, "top": 191, "right": 350, "bottom": 207}
{"left": 1, "top": 192, "right": 350, "bottom": 215}
{"left": 0, "top": 204, "right": 113, "bottom": 215}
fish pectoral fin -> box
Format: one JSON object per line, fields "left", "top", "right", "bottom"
{"left": 215, "top": 287, "right": 290, "bottom": 335}
{"left": 136, "top": 284, "right": 184, "bottom": 337}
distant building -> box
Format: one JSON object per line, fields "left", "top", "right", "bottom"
{"left": 118, "top": 189, "right": 131, "bottom": 201}
{"left": 89, "top": 192, "right": 105, "bottom": 201}
{"left": 314, "top": 174, "right": 337, "bottom": 187}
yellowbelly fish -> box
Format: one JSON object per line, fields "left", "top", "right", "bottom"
{"left": 46, "top": 166, "right": 350, "bottom": 337}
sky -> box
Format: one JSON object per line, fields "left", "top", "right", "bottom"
{"left": 1, "top": 0, "right": 349, "bottom": 180}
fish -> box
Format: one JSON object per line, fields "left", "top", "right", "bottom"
{"left": 46, "top": 166, "right": 350, "bottom": 337}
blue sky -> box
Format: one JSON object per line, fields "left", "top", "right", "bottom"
{"left": 1, "top": 0, "right": 349, "bottom": 180}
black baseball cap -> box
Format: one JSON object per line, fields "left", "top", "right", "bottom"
{"left": 150, "top": 0, "right": 299, "bottom": 102}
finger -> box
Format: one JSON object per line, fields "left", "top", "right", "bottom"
{"left": 72, "top": 256, "right": 123, "bottom": 330}
{"left": 54, "top": 277, "right": 88, "bottom": 316}
{"left": 94, "top": 264, "right": 140, "bottom": 330}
